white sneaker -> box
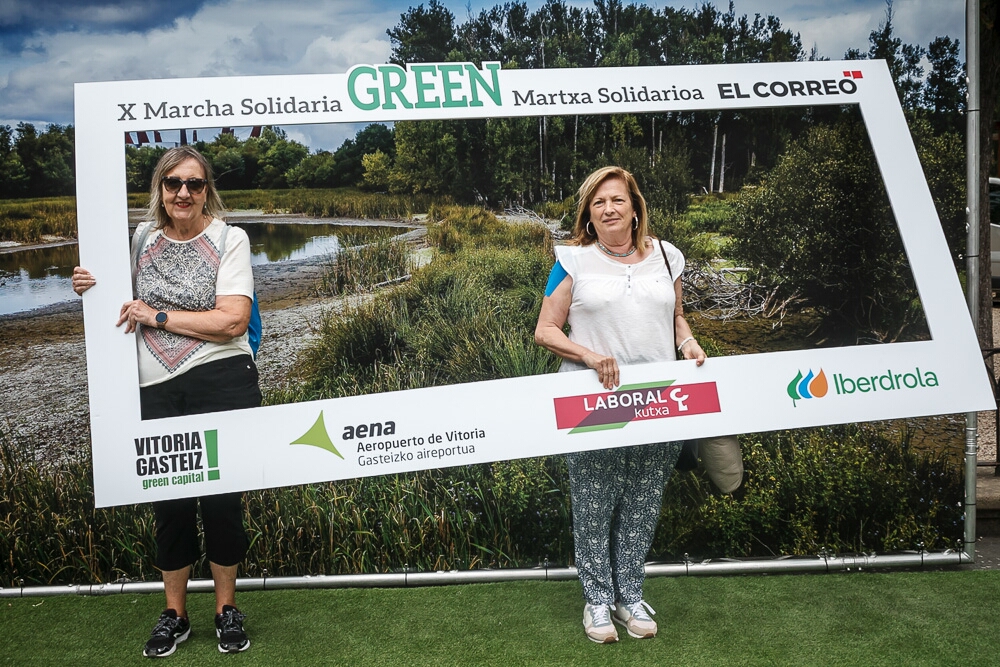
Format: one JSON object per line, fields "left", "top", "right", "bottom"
{"left": 583, "top": 603, "right": 619, "bottom": 643}
{"left": 613, "top": 600, "right": 657, "bottom": 638}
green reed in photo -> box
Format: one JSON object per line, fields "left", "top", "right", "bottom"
{"left": 319, "top": 232, "right": 413, "bottom": 295}
{"left": 0, "top": 197, "right": 78, "bottom": 243}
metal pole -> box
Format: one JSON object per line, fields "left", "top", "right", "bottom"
{"left": 0, "top": 550, "right": 972, "bottom": 599}
{"left": 965, "top": 0, "right": 982, "bottom": 561}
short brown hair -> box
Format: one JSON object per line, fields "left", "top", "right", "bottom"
{"left": 571, "top": 166, "right": 649, "bottom": 247}
{"left": 146, "top": 146, "right": 225, "bottom": 229}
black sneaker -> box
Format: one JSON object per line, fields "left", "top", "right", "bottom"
{"left": 215, "top": 605, "right": 250, "bottom": 653}
{"left": 143, "top": 609, "right": 191, "bottom": 658}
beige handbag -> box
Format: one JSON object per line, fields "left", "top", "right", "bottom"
{"left": 655, "top": 239, "right": 744, "bottom": 494}
{"left": 693, "top": 435, "right": 744, "bottom": 494}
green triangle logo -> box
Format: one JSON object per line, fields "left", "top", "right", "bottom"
{"left": 290, "top": 411, "right": 343, "bottom": 459}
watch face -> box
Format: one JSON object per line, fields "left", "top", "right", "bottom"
{"left": 155, "top": 311, "right": 167, "bottom": 325}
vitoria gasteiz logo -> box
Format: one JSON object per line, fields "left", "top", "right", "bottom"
{"left": 553, "top": 380, "right": 721, "bottom": 434}
{"left": 787, "top": 369, "right": 829, "bottom": 407}
{"left": 134, "top": 428, "right": 223, "bottom": 490}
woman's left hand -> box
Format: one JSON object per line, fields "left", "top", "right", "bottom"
{"left": 72, "top": 267, "right": 96, "bottom": 295}
{"left": 117, "top": 299, "right": 158, "bottom": 334}
{"left": 680, "top": 339, "right": 707, "bottom": 366}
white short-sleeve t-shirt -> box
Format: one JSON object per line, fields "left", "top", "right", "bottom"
{"left": 132, "top": 218, "right": 254, "bottom": 387}
{"left": 554, "top": 238, "right": 685, "bottom": 373}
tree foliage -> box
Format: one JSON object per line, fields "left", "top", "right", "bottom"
{"left": 730, "top": 117, "right": 964, "bottom": 343}
{"left": 329, "top": 123, "right": 396, "bottom": 187}
{"left": 845, "top": 0, "right": 926, "bottom": 109}
{"left": 0, "top": 123, "right": 74, "bottom": 198}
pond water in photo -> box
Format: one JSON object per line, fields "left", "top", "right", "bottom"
{"left": 232, "top": 222, "right": 401, "bottom": 265}
{"left": 0, "top": 221, "right": 404, "bottom": 316}
{"left": 0, "top": 243, "right": 79, "bottom": 316}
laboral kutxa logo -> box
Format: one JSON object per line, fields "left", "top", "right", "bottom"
{"left": 553, "top": 380, "right": 721, "bottom": 434}
{"left": 134, "top": 429, "right": 223, "bottom": 491}
{"left": 787, "top": 366, "right": 939, "bottom": 407}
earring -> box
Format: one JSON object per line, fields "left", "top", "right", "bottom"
{"left": 586, "top": 221, "right": 595, "bottom": 236}
{"left": 632, "top": 216, "right": 639, "bottom": 230}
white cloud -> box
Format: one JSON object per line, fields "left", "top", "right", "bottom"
{"left": 0, "top": 0, "right": 396, "bottom": 129}
{"left": 0, "top": 0, "right": 965, "bottom": 145}
{"left": 722, "top": 0, "right": 963, "bottom": 60}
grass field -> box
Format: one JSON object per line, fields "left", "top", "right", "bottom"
{"left": 2, "top": 569, "right": 1000, "bottom": 666}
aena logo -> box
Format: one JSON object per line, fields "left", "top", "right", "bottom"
{"left": 787, "top": 369, "right": 828, "bottom": 407}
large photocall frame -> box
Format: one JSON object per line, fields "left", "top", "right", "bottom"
{"left": 75, "top": 60, "right": 994, "bottom": 508}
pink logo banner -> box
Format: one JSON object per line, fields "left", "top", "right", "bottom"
{"left": 553, "top": 381, "right": 721, "bottom": 433}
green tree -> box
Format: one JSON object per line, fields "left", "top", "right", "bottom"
{"left": 211, "top": 147, "right": 246, "bottom": 190}
{"left": 483, "top": 116, "right": 539, "bottom": 205}
{"left": 909, "top": 119, "right": 965, "bottom": 265}
{"left": 125, "top": 145, "right": 167, "bottom": 193}
{"left": 360, "top": 150, "right": 392, "bottom": 190}
{"left": 0, "top": 125, "right": 29, "bottom": 198}
{"left": 287, "top": 151, "right": 337, "bottom": 188}
{"left": 13, "top": 123, "right": 75, "bottom": 197}
{"left": 730, "top": 117, "right": 961, "bottom": 343}
{"left": 387, "top": 0, "right": 460, "bottom": 64}
{"left": 844, "top": 0, "right": 924, "bottom": 110}
{"left": 922, "top": 36, "right": 965, "bottom": 134}
{"left": 256, "top": 133, "right": 309, "bottom": 189}
{"left": 389, "top": 120, "right": 459, "bottom": 194}
{"left": 611, "top": 140, "right": 693, "bottom": 216}
{"left": 331, "top": 124, "right": 395, "bottom": 187}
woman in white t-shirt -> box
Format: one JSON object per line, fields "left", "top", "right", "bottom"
{"left": 73, "top": 146, "right": 256, "bottom": 658}
{"left": 535, "top": 166, "right": 706, "bottom": 644}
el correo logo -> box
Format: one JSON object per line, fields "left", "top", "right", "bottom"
{"left": 719, "top": 70, "right": 861, "bottom": 101}
{"left": 134, "top": 428, "right": 221, "bottom": 490}
{"left": 553, "top": 380, "right": 721, "bottom": 434}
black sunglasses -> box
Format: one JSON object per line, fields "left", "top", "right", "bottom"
{"left": 162, "top": 177, "right": 208, "bottom": 194}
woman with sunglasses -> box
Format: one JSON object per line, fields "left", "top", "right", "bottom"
{"left": 73, "top": 145, "right": 258, "bottom": 658}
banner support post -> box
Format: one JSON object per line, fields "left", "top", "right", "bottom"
{"left": 964, "top": 0, "right": 982, "bottom": 561}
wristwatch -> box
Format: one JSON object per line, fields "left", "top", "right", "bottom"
{"left": 155, "top": 311, "right": 168, "bottom": 329}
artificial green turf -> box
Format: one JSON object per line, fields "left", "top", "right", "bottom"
{"left": 2, "top": 570, "right": 1000, "bottom": 666}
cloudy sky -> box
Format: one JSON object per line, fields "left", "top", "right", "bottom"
{"left": 0, "top": 0, "right": 966, "bottom": 151}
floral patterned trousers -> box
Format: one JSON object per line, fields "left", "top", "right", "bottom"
{"left": 566, "top": 442, "right": 681, "bottom": 605}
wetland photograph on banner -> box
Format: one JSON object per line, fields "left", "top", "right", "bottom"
{"left": 74, "top": 61, "right": 991, "bottom": 508}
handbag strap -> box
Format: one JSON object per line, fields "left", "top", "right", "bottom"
{"left": 656, "top": 238, "right": 674, "bottom": 281}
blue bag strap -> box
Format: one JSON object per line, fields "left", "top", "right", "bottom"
{"left": 217, "top": 222, "right": 261, "bottom": 358}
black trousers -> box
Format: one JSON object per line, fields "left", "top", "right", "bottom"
{"left": 140, "top": 355, "right": 261, "bottom": 570}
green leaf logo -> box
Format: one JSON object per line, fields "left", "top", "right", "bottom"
{"left": 787, "top": 370, "right": 804, "bottom": 407}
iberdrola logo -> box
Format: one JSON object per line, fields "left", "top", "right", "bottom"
{"left": 787, "top": 369, "right": 828, "bottom": 407}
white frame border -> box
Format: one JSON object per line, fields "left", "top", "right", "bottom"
{"left": 75, "top": 60, "right": 993, "bottom": 507}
